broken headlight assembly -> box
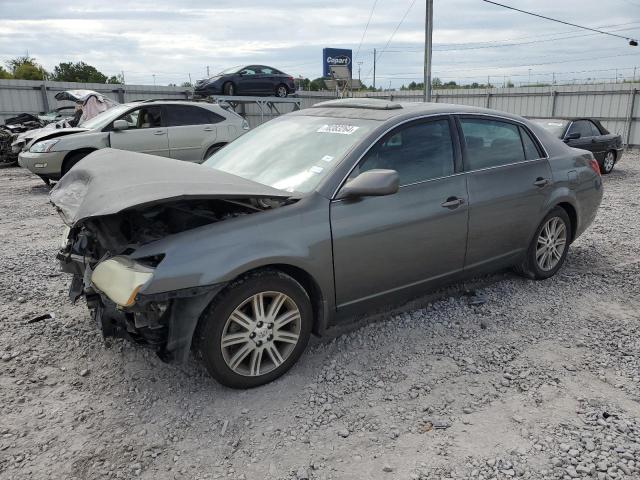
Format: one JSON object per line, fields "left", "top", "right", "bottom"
{"left": 29, "top": 138, "right": 59, "bottom": 153}
{"left": 91, "top": 256, "right": 156, "bottom": 307}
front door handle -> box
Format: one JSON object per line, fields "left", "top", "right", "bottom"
{"left": 533, "top": 177, "right": 550, "bottom": 187}
{"left": 203, "top": 127, "right": 214, "bottom": 132}
{"left": 153, "top": 130, "right": 166, "bottom": 136}
{"left": 441, "top": 196, "right": 465, "bottom": 209}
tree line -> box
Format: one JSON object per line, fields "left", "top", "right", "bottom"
{"left": 0, "top": 56, "right": 125, "bottom": 84}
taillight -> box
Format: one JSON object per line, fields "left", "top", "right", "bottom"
{"left": 588, "top": 158, "right": 601, "bottom": 176}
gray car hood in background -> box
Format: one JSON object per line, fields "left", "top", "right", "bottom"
{"left": 50, "top": 148, "right": 290, "bottom": 226}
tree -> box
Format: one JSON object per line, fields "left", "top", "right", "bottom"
{"left": 6, "top": 55, "right": 47, "bottom": 80}
{"left": 309, "top": 77, "right": 326, "bottom": 91}
{"left": 0, "top": 66, "right": 11, "bottom": 79}
{"left": 107, "top": 73, "right": 125, "bottom": 84}
{"left": 51, "top": 61, "right": 107, "bottom": 83}
{"left": 432, "top": 77, "right": 443, "bottom": 88}
{"left": 180, "top": 81, "right": 193, "bottom": 87}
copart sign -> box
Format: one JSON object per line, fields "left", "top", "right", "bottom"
{"left": 322, "top": 48, "right": 353, "bottom": 78}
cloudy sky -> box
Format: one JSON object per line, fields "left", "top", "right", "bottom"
{"left": 1, "top": 0, "right": 639, "bottom": 88}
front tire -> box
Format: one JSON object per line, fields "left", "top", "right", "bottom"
{"left": 196, "top": 270, "right": 312, "bottom": 389}
{"left": 515, "top": 207, "right": 571, "bottom": 280}
{"left": 275, "top": 84, "right": 288, "bottom": 98}
{"left": 601, "top": 150, "right": 616, "bottom": 174}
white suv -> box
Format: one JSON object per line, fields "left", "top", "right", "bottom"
{"left": 18, "top": 100, "right": 249, "bottom": 184}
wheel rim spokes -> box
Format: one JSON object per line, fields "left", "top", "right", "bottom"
{"left": 536, "top": 216, "right": 568, "bottom": 271}
{"left": 220, "top": 291, "right": 301, "bottom": 377}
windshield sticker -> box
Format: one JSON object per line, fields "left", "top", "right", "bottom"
{"left": 548, "top": 122, "right": 564, "bottom": 126}
{"left": 310, "top": 166, "right": 324, "bottom": 174}
{"left": 317, "top": 124, "right": 360, "bottom": 135}
{"left": 321, "top": 155, "right": 334, "bottom": 162}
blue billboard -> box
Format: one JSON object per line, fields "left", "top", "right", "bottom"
{"left": 323, "top": 48, "right": 353, "bottom": 78}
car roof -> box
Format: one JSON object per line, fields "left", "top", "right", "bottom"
{"left": 295, "top": 98, "right": 532, "bottom": 122}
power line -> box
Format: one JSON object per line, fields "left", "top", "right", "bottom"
{"left": 482, "top": 0, "right": 639, "bottom": 44}
{"left": 384, "top": 26, "right": 640, "bottom": 53}
{"left": 354, "top": 0, "right": 378, "bottom": 63}
{"left": 362, "top": 0, "right": 418, "bottom": 81}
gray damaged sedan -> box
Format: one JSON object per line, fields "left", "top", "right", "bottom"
{"left": 52, "top": 99, "right": 603, "bottom": 388}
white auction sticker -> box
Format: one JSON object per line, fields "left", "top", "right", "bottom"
{"left": 310, "top": 166, "right": 324, "bottom": 174}
{"left": 321, "top": 155, "right": 334, "bottom": 162}
{"left": 317, "top": 124, "right": 360, "bottom": 135}
{"left": 548, "top": 122, "right": 564, "bottom": 126}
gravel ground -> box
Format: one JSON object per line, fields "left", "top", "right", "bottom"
{"left": 1, "top": 153, "right": 639, "bottom": 480}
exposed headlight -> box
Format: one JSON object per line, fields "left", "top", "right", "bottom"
{"left": 91, "top": 256, "right": 155, "bottom": 307}
{"left": 30, "top": 138, "right": 60, "bottom": 153}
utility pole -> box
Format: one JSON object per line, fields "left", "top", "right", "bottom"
{"left": 373, "top": 48, "right": 377, "bottom": 90}
{"left": 423, "top": 0, "right": 433, "bottom": 102}
{"left": 152, "top": 74, "right": 156, "bottom": 86}
{"left": 357, "top": 61, "right": 363, "bottom": 82}
{"left": 188, "top": 73, "right": 192, "bottom": 85}
{"left": 528, "top": 68, "right": 531, "bottom": 85}
{"left": 121, "top": 70, "right": 126, "bottom": 84}
{"left": 207, "top": 65, "right": 210, "bottom": 77}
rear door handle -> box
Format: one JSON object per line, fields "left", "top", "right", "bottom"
{"left": 441, "top": 196, "right": 465, "bottom": 209}
{"left": 533, "top": 177, "right": 550, "bottom": 187}
{"left": 153, "top": 130, "right": 166, "bottom": 135}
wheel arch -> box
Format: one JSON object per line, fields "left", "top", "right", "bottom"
{"left": 554, "top": 201, "right": 578, "bottom": 243}
{"left": 61, "top": 148, "right": 99, "bottom": 174}
{"left": 228, "top": 263, "right": 328, "bottom": 336}
{"left": 202, "top": 142, "right": 228, "bottom": 160}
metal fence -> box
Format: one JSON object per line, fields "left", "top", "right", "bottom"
{"left": 2, "top": 79, "right": 640, "bottom": 145}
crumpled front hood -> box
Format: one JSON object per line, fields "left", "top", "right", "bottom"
{"left": 50, "top": 148, "right": 290, "bottom": 226}
{"left": 25, "top": 127, "right": 90, "bottom": 146}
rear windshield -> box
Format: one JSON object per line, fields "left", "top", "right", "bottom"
{"left": 530, "top": 118, "right": 568, "bottom": 138}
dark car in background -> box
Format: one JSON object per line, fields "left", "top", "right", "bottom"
{"left": 531, "top": 118, "right": 623, "bottom": 174}
{"left": 194, "top": 65, "right": 296, "bottom": 98}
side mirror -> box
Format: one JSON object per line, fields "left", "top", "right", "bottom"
{"left": 112, "top": 119, "right": 129, "bottom": 131}
{"left": 564, "top": 132, "right": 580, "bottom": 142}
{"left": 337, "top": 169, "right": 399, "bottom": 200}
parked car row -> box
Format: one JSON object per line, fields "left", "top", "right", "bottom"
{"left": 49, "top": 98, "right": 604, "bottom": 388}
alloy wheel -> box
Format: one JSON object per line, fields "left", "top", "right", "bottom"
{"left": 536, "top": 216, "right": 567, "bottom": 271}
{"left": 220, "top": 291, "right": 301, "bottom": 377}
{"left": 276, "top": 86, "right": 287, "bottom": 97}
{"left": 603, "top": 152, "right": 615, "bottom": 173}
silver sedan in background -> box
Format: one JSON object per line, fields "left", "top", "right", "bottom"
{"left": 19, "top": 99, "right": 249, "bottom": 183}
{"left": 52, "top": 99, "right": 603, "bottom": 388}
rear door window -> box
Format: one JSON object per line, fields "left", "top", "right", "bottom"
{"left": 356, "top": 119, "right": 455, "bottom": 185}
{"left": 165, "top": 105, "right": 224, "bottom": 127}
{"left": 519, "top": 126, "right": 542, "bottom": 160}
{"left": 459, "top": 118, "right": 526, "bottom": 170}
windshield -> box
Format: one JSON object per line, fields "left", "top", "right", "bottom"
{"left": 530, "top": 118, "right": 568, "bottom": 138}
{"left": 203, "top": 115, "right": 379, "bottom": 193}
{"left": 78, "top": 104, "right": 132, "bottom": 129}
{"left": 218, "top": 66, "right": 242, "bottom": 75}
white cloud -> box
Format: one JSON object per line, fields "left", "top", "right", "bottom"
{"left": 0, "top": 0, "right": 638, "bottom": 87}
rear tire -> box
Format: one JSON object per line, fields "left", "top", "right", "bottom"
{"left": 223, "top": 82, "right": 235, "bottom": 96}
{"left": 275, "top": 84, "right": 288, "bottom": 98}
{"left": 195, "top": 270, "right": 312, "bottom": 389}
{"left": 514, "top": 207, "right": 571, "bottom": 280}
{"left": 61, "top": 151, "right": 91, "bottom": 177}
{"left": 601, "top": 150, "right": 616, "bottom": 175}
